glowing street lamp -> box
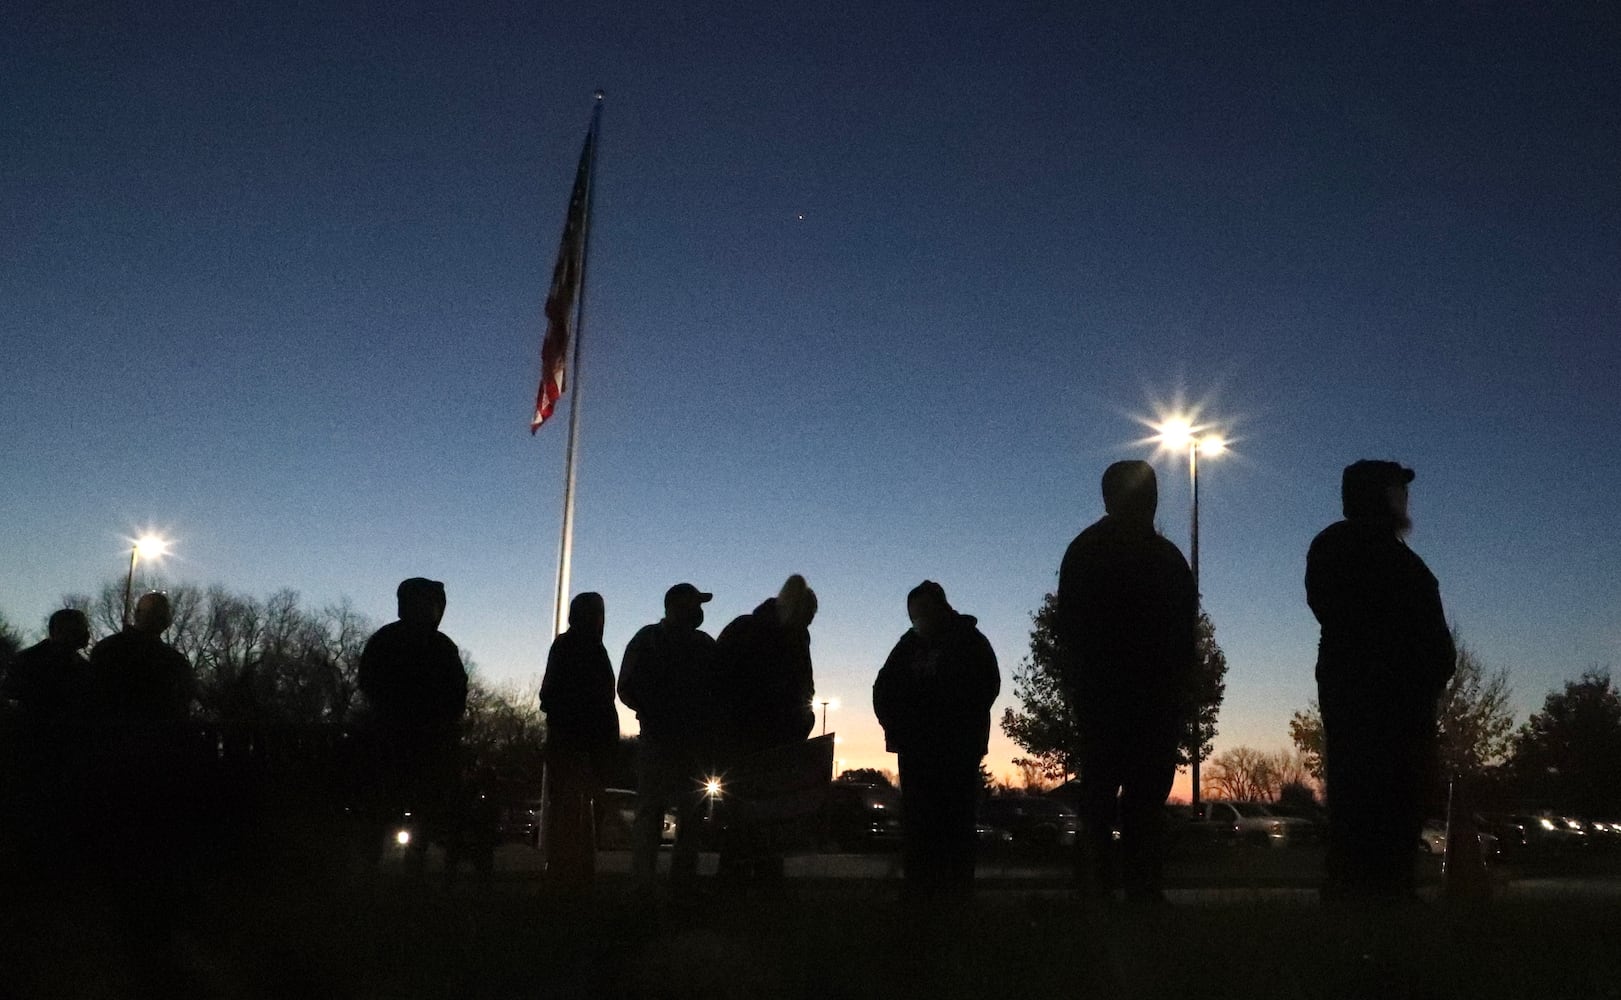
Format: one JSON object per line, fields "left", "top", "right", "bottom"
{"left": 1151, "top": 417, "right": 1226, "bottom": 807}
{"left": 122, "top": 533, "right": 170, "bottom": 627}
{"left": 815, "top": 698, "right": 839, "bottom": 737}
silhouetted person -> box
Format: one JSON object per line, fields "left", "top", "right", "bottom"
{"left": 873, "top": 581, "right": 1000, "bottom": 903}
{"left": 617, "top": 582, "right": 716, "bottom": 890}
{"left": 3, "top": 608, "right": 92, "bottom": 725}
{"left": 358, "top": 577, "right": 469, "bottom": 866}
{"left": 713, "top": 574, "right": 820, "bottom": 881}
{"left": 87, "top": 592, "right": 200, "bottom": 986}
{"left": 539, "top": 591, "right": 618, "bottom": 886}
{"left": 2, "top": 608, "right": 92, "bottom": 869}
{"left": 91, "top": 593, "right": 195, "bottom": 727}
{"left": 1308, "top": 460, "right": 1454, "bottom": 902}
{"left": 1057, "top": 461, "right": 1196, "bottom": 904}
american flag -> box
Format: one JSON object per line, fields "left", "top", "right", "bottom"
{"left": 531, "top": 114, "right": 598, "bottom": 433}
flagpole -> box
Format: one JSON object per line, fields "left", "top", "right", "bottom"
{"left": 551, "top": 91, "right": 603, "bottom": 640}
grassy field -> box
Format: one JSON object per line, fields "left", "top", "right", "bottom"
{"left": 4, "top": 860, "right": 1620, "bottom": 1000}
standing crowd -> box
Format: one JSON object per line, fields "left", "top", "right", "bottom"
{"left": 2, "top": 457, "right": 1451, "bottom": 909}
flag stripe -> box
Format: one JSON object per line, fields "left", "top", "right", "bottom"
{"left": 531, "top": 121, "right": 597, "bottom": 433}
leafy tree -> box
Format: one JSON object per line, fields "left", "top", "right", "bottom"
{"left": 1286, "top": 707, "right": 1326, "bottom": 780}
{"left": 1275, "top": 779, "right": 1320, "bottom": 813}
{"left": 1001, "top": 593, "right": 1227, "bottom": 780}
{"left": 1510, "top": 670, "right": 1621, "bottom": 817}
{"left": 836, "top": 767, "right": 895, "bottom": 788}
{"left": 1186, "top": 611, "right": 1228, "bottom": 767}
{"left": 1288, "top": 632, "right": 1514, "bottom": 782}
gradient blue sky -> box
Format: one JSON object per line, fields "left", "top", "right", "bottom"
{"left": 5, "top": 2, "right": 1618, "bottom": 789}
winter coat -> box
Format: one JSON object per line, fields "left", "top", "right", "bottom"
{"left": 358, "top": 620, "right": 469, "bottom": 737}
{"left": 539, "top": 628, "right": 619, "bottom": 755}
{"left": 714, "top": 598, "right": 816, "bottom": 755}
{"left": 1056, "top": 514, "right": 1197, "bottom": 727}
{"left": 1306, "top": 518, "right": 1454, "bottom": 702}
{"left": 616, "top": 621, "right": 717, "bottom": 748}
{"left": 872, "top": 613, "right": 1000, "bottom": 761}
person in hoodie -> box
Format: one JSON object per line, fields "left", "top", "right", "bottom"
{"left": 357, "top": 577, "right": 469, "bottom": 865}
{"left": 538, "top": 591, "right": 618, "bottom": 886}
{"left": 716, "top": 574, "right": 819, "bottom": 756}
{"left": 712, "top": 574, "right": 819, "bottom": 880}
{"left": 873, "top": 581, "right": 1000, "bottom": 902}
{"left": 1056, "top": 460, "right": 1196, "bottom": 904}
{"left": 1307, "top": 459, "right": 1454, "bottom": 902}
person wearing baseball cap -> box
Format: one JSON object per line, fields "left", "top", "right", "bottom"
{"left": 1308, "top": 459, "right": 1454, "bottom": 903}
{"left": 617, "top": 582, "right": 717, "bottom": 892}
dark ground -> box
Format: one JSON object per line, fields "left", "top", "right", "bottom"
{"left": 4, "top": 849, "right": 1621, "bottom": 1000}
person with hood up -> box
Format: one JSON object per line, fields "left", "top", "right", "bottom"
{"left": 357, "top": 577, "right": 469, "bottom": 865}
{"left": 715, "top": 574, "right": 819, "bottom": 756}
{"left": 538, "top": 591, "right": 618, "bottom": 886}
{"left": 712, "top": 574, "right": 819, "bottom": 881}
{"left": 873, "top": 581, "right": 1000, "bottom": 902}
{"left": 1307, "top": 459, "right": 1454, "bottom": 903}
{"left": 1056, "top": 460, "right": 1196, "bottom": 904}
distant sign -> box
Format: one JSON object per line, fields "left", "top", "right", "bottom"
{"left": 724, "top": 734, "right": 835, "bottom": 827}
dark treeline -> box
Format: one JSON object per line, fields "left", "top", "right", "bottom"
{"left": 2, "top": 577, "right": 546, "bottom": 785}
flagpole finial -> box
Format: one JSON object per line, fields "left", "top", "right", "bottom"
{"left": 594, "top": 89, "right": 605, "bottom": 102}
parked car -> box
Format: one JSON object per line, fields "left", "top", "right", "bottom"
{"left": 820, "top": 781, "right": 902, "bottom": 852}
{"left": 1193, "top": 801, "right": 1314, "bottom": 847}
{"left": 975, "top": 818, "right": 1016, "bottom": 852}
{"left": 1419, "top": 818, "right": 1500, "bottom": 860}
{"left": 1420, "top": 819, "right": 1448, "bottom": 855}
{"left": 595, "top": 787, "right": 677, "bottom": 850}
{"left": 1478, "top": 813, "right": 1585, "bottom": 860}
{"left": 978, "top": 795, "right": 1080, "bottom": 852}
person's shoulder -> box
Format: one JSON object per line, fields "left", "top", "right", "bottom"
{"left": 627, "top": 622, "right": 662, "bottom": 645}
{"left": 716, "top": 613, "right": 753, "bottom": 644}
{"left": 1308, "top": 520, "right": 1371, "bottom": 557}
{"left": 432, "top": 629, "right": 461, "bottom": 657}
{"left": 1064, "top": 517, "right": 1111, "bottom": 552}
{"left": 1147, "top": 534, "right": 1190, "bottom": 567}
{"left": 13, "top": 639, "right": 51, "bottom": 663}
{"left": 90, "top": 630, "right": 132, "bottom": 660}
{"left": 364, "top": 620, "right": 406, "bottom": 646}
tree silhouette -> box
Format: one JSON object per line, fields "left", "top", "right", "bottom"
{"left": 1511, "top": 670, "right": 1621, "bottom": 817}
{"left": 1288, "top": 631, "right": 1514, "bottom": 782}
{"left": 835, "top": 767, "right": 895, "bottom": 788}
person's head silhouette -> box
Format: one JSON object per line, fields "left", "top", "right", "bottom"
{"left": 132, "top": 592, "right": 173, "bottom": 635}
{"left": 397, "top": 577, "right": 447, "bottom": 628}
{"left": 48, "top": 608, "right": 90, "bottom": 650}
{"left": 663, "top": 582, "right": 711, "bottom": 631}
{"left": 1102, "top": 460, "right": 1157, "bottom": 523}
{"left": 568, "top": 592, "right": 606, "bottom": 640}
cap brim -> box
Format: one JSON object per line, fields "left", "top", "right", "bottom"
{"left": 696, "top": 592, "right": 713, "bottom": 603}
{"left": 1400, "top": 468, "right": 1416, "bottom": 483}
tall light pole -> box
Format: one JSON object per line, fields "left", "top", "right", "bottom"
{"left": 817, "top": 698, "right": 838, "bottom": 737}
{"left": 122, "top": 534, "right": 170, "bottom": 627}
{"left": 1153, "top": 419, "right": 1224, "bottom": 807}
